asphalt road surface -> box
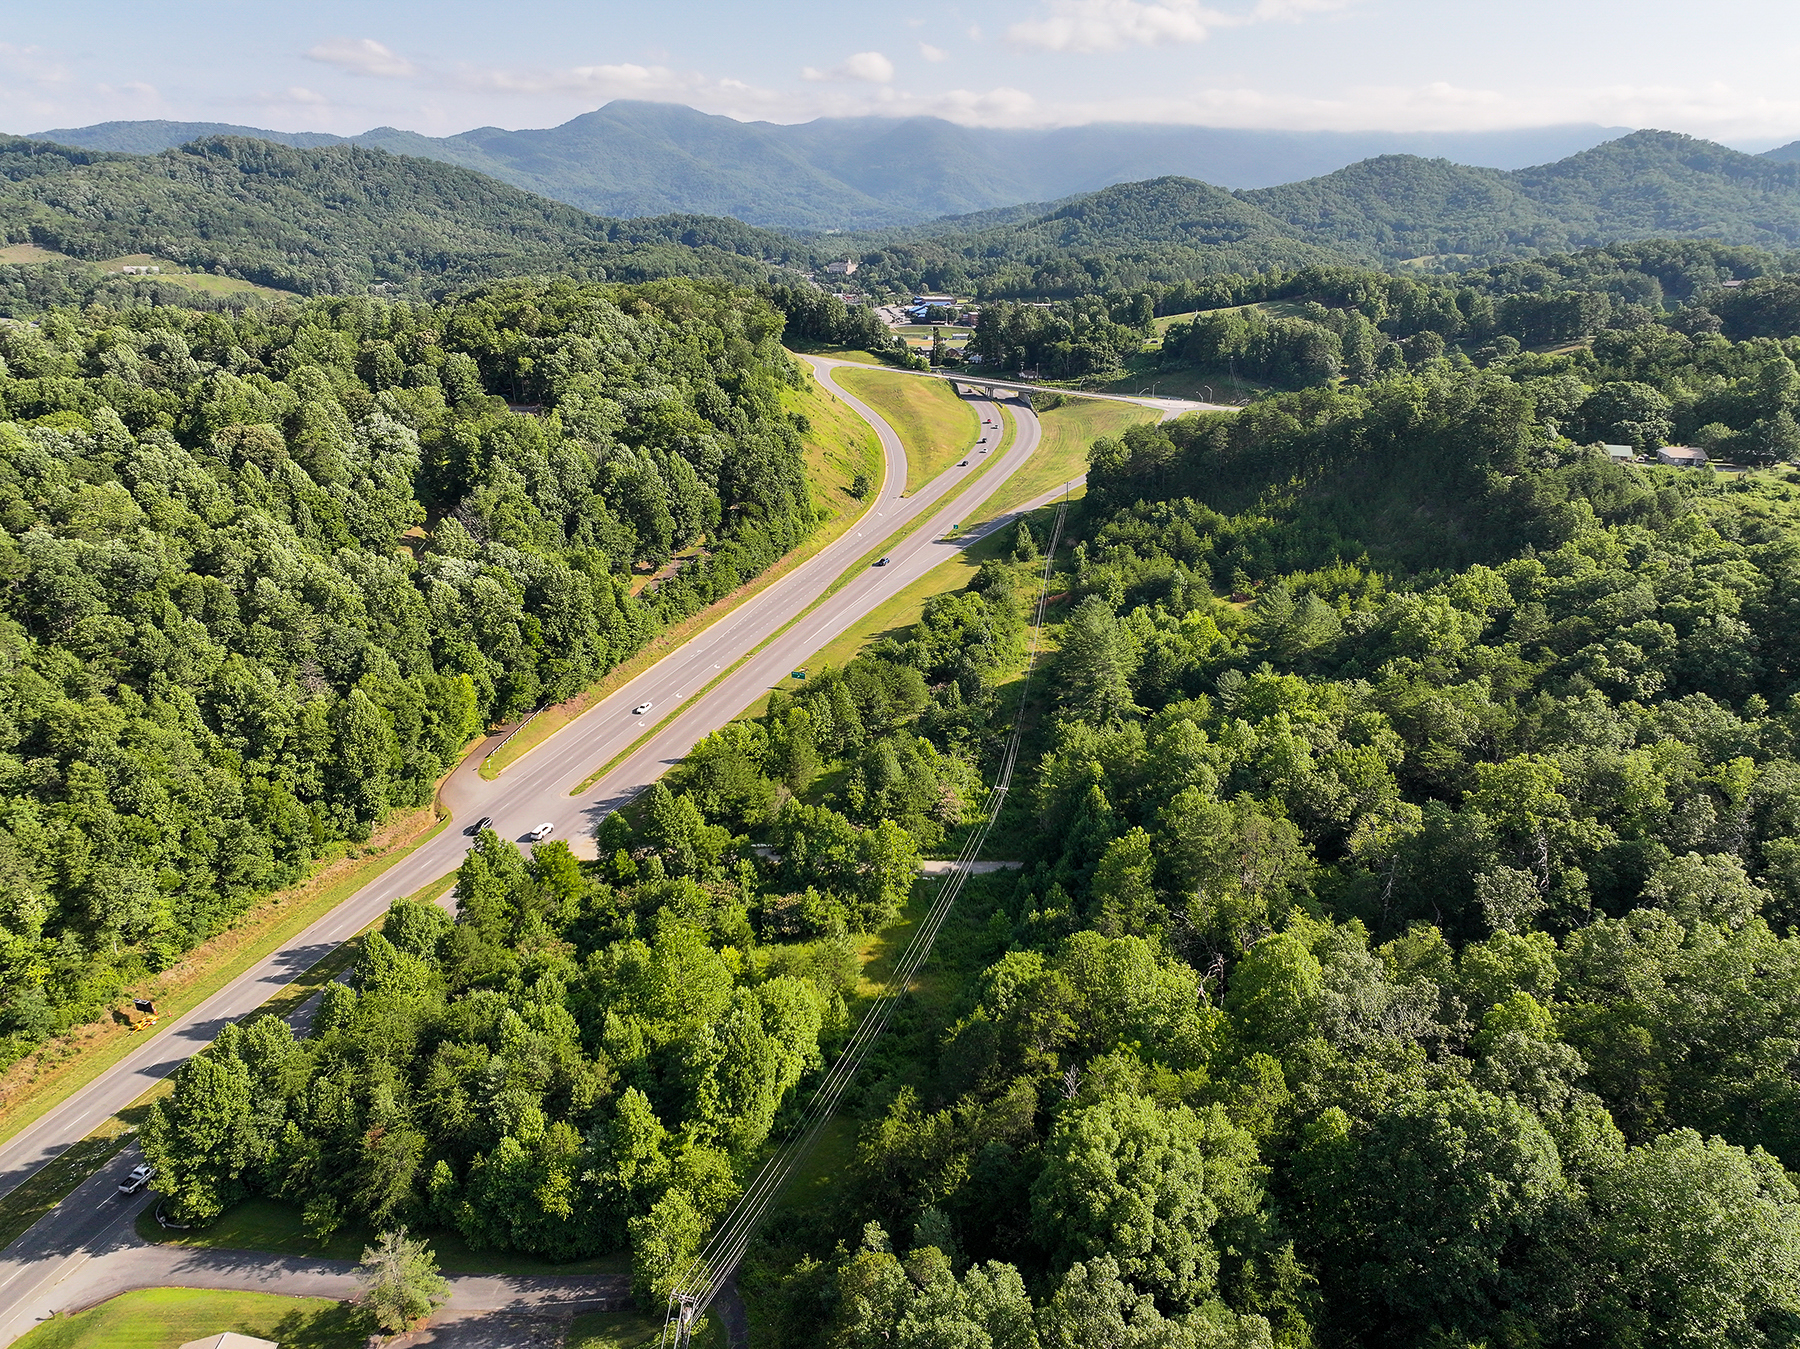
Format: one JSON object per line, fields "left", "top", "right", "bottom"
{"left": 0, "top": 356, "right": 1192, "bottom": 1340}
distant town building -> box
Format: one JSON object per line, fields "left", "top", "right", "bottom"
{"left": 1602, "top": 444, "right": 1635, "bottom": 462}
{"left": 825, "top": 259, "right": 858, "bottom": 275}
{"left": 1656, "top": 445, "right": 1709, "bottom": 467}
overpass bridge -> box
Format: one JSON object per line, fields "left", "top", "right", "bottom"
{"left": 911, "top": 368, "right": 1228, "bottom": 415}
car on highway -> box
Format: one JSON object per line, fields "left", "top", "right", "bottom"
{"left": 633, "top": 701, "right": 653, "bottom": 714}
{"left": 118, "top": 1163, "right": 154, "bottom": 1195}
{"left": 874, "top": 556, "right": 890, "bottom": 566}
{"left": 467, "top": 815, "right": 492, "bottom": 835}
{"left": 958, "top": 459, "right": 970, "bottom": 466}
{"left": 526, "top": 822, "right": 554, "bottom": 842}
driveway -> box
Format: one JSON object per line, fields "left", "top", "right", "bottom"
{"left": 0, "top": 1146, "right": 625, "bottom": 1347}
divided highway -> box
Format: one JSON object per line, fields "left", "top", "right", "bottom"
{"left": 0, "top": 355, "right": 1213, "bottom": 1339}
{"left": 0, "top": 356, "right": 1145, "bottom": 1339}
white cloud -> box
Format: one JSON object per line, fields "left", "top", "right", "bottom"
{"left": 920, "top": 43, "right": 949, "bottom": 62}
{"left": 1008, "top": 0, "right": 1349, "bottom": 53}
{"left": 802, "top": 51, "right": 896, "bottom": 84}
{"left": 305, "top": 37, "right": 416, "bottom": 79}
{"left": 244, "top": 85, "right": 331, "bottom": 108}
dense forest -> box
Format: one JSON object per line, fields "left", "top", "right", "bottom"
{"left": 964, "top": 241, "right": 1800, "bottom": 440}
{"left": 0, "top": 135, "right": 804, "bottom": 303}
{"left": 137, "top": 238, "right": 1800, "bottom": 1348}
{"left": 0, "top": 278, "right": 822, "bottom": 1060}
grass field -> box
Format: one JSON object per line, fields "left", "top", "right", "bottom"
{"left": 0, "top": 244, "right": 64, "bottom": 265}
{"left": 478, "top": 361, "right": 884, "bottom": 780}
{"left": 835, "top": 367, "right": 979, "bottom": 492}
{"left": 139, "top": 1196, "right": 631, "bottom": 1278}
{"left": 1092, "top": 360, "right": 1264, "bottom": 403}
{"left": 0, "top": 246, "right": 291, "bottom": 298}
{"left": 980, "top": 397, "right": 1158, "bottom": 517}
{"left": 12, "top": 1288, "right": 364, "bottom": 1349}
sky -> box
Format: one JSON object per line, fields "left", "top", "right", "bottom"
{"left": 6, "top": 0, "right": 1800, "bottom": 147}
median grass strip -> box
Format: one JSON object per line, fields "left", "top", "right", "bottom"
{"left": 835, "top": 365, "right": 979, "bottom": 491}
{"left": 979, "top": 396, "right": 1157, "bottom": 516}
{"left": 567, "top": 406, "right": 1027, "bottom": 799}
{"left": 830, "top": 403, "right": 1018, "bottom": 589}
{"left": 480, "top": 359, "right": 885, "bottom": 781}
{"left": 13, "top": 1287, "right": 364, "bottom": 1349}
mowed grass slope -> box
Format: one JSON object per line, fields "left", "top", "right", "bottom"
{"left": 835, "top": 368, "right": 979, "bottom": 492}
{"left": 12, "top": 1288, "right": 364, "bottom": 1349}
{"left": 792, "top": 362, "right": 884, "bottom": 529}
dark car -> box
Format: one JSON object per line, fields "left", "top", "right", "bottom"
{"left": 874, "top": 556, "right": 890, "bottom": 566}
{"left": 467, "top": 815, "right": 493, "bottom": 835}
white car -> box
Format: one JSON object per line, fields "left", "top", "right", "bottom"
{"left": 633, "top": 701, "right": 653, "bottom": 715}
{"left": 527, "top": 822, "right": 554, "bottom": 842}
{"left": 118, "top": 1163, "right": 154, "bottom": 1195}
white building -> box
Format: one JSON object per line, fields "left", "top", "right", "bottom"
{"left": 825, "top": 259, "right": 857, "bottom": 275}
{"left": 1602, "top": 444, "right": 1635, "bottom": 462}
{"left": 1656, "top": 445, "right": 1709, "bottom": 467}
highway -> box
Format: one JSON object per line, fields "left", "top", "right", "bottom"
{"left": 0, "top": 355, "right": 1169, "bottom": 1339}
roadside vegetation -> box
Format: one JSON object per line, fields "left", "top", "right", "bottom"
{"left": 26, "top": 222, "right": 1800, "bottom": 1348}
{"left": 0, "top": 280, "right": 818, "bottom": 1082}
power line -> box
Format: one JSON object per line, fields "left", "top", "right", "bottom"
{"left": 660, "top": 503, "right": 1068, "bottom": 1348}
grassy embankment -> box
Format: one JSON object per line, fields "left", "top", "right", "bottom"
{"left": 11, "top": 1288, "right": 364, "bottom": 1349}
{"left": 834, "top": 366, "right": 979, "bottom": 492}
{"left": 477, "top": 360, "right": 884, "bottom": 780}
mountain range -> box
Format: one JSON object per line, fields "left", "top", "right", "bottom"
{"left": 6, "top": 120, "right": 1800, "bottom": 310}
{"left": 0, "top": 134, "right": 802, "bottom": 298}
{"left": 32, "top": 102, "right": 1639, "bottom": 231}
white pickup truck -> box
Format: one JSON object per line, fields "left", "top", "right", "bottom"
{"left": 117, "top": 1163, "right": 154, "bottom": 1195}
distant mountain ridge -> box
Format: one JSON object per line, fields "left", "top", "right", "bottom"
{"left": 1240, "top": 130, "right": 1800, "bottom": 263}
{"left": 31, "top": 102, "right": 1639, "bottom": 230}
{"left": 0, "top": 134, "right": 804, "bottom": 298}
{"left": 833, "top": 131, "right": 1800, "bottom": 298}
